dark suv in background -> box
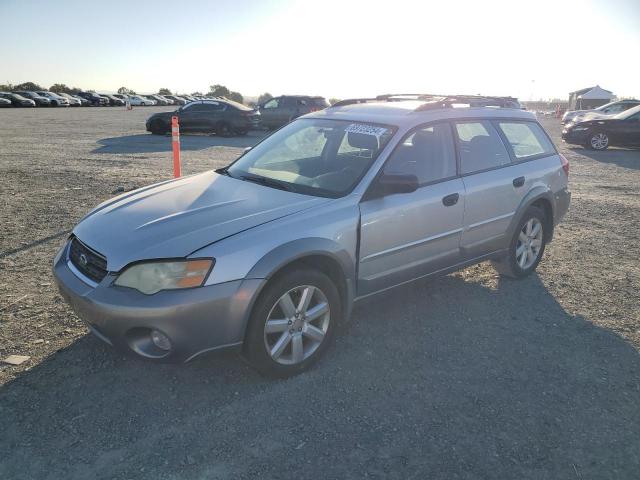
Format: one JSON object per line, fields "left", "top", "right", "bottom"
{"left": 258, "top": 95, "right": 330, "bottom": 129}
{"left": 146, "top": 99, "right": 260, "bottom": 136}
{"left": 76, "top": 91, "right": 109, "bottom": 106}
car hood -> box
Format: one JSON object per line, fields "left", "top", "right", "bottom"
{"left": 148, "top": 110, "right": 177, "bottom": 121}
{"left": 73, "top": 171, "right": 331, "bottom": 271}
{"left": 573, "top": 118, "right": 620, "bottom": 128}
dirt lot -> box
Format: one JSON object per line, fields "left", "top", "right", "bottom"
{"left": 0, "top": 107, "right": 639, "bottom": 479}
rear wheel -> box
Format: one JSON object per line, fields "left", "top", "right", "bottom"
{"left": 243, "top": 268, "right": 340, "bottom": 377}
{"left": 492, "top": 206, "right": 547, "bottom": 278}
{"left": 587, "top": 131, "right": 609, "bottom": 150}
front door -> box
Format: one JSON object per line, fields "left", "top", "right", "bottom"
{"left": 358, "top": 123, "right": 465, "bottom": 296}
{"left": 260, "top": 97, "right": 281, "bottom": 128}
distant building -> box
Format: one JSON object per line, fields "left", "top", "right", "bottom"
{"left": 568, "top": 86, "right": 614, "bottom": 110}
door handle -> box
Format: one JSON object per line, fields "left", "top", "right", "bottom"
{"left": 513, "top": 176, "right": 525, "bottom": 188}
{"left": 442, "top": 193, "right": 459, "bottom": 207}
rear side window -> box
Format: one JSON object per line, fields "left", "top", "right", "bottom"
{"left": 455, "top": 121, "right": 510, "bottom": 174}
{"left": 497, "top": 121, "right": 555, "bottom": 159}
{"left": 384, "top": 123, "right": 456, "bottom": 184}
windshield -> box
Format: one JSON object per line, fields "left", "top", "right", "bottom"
{"left": 227, "top": 118, "right": 396, "bottom": 198}
{"left": 594, "top": 101, "right": 617, "bottom": 111}
{"left": 614, "top": 104, "right": 640, "bottom": 119}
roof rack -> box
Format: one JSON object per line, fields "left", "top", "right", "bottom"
{"left": 330, "top": 93, "right": 521, "bottom": 110}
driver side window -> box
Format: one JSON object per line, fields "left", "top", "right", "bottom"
{"left": 263, "top": 98, "right": 279, "bottom": 109}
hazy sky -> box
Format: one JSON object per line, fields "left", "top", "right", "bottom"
{"left": 1, "top": 0, "right": 638, "bottom": 100}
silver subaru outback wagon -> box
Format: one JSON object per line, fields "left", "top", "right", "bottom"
{"left": 54, "top": 94, "right": 571, "bottom": 377}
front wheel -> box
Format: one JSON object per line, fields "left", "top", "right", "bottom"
{"left": 243, "top": 269, "right": 340, "bottom": 377}
{"left": 587, "top": 131, "right": 609, "bottom": 150}
{"left": 216, "top": 121, "right": 233, "bottom": 137}
{"left": 492, "top": 206, "right": 547, "bottom": 278}
{"left": 149, "top": 119, "right": 166, "bottom": 135}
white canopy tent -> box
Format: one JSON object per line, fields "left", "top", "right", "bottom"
{"left": 569, "top": 85, "right": 615, "bottom": 109}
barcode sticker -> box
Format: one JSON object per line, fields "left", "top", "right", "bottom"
{"left": 345, "top": 124, "right": 388, "bottom": 138}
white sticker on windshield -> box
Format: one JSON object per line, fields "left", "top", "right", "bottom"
{"left": 345, "top": 123, "right": 388, "bottom": 138}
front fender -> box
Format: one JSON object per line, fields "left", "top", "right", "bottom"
{"left": 247, "top": 237, "right": 356, "bottom": 319}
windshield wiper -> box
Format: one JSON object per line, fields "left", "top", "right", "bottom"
{"left": 239, "top": 174, "right": 294, "bottom": 192}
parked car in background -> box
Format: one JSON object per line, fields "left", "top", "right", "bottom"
{"left": 13, "top": 91, "right": 51, "bottom": 106}
{"left": 72, "top": 94, "right": 91, "bottom": 106}
{"left": 562, "top": 99, "right": 640, "bottom": 124}
{"left": 158, "top": 95, "right": 175, "bottom": 105}
{"left": 164, "top": 95, "right": 187, "bottom": 105}
{"left": 562, "top": 104, "right": 640, "bottom": 150}
{"left": 259, "top": 95, "right": 330, "bottom": 129}
{"left": 145, "top": 94, "right": 170, "bottom": 106}
{"left": 158, "top": 95, "right": 174, "bottom": 105}
{"left": 99, "top": 94, "right": 126, "bottom": 107}
{"left": 142, "top": 96, "right": 158, "bottom": 105}
{"left": 56, "top": 92, "right": 83, "bottom": 106}
{"left": 34, "top": 91, "right": 70, "bottom": 107}
{"left": 127, "top": 95, "right": 155, "bottom": 106}
{"left": 0, "top": 92, "right": 36, "bottom": 107}
{"left": 56, "top": 94, "right": 570, "bottom": 376}
{"left": 181, "top": 94, "right": 197, "bottom": 103}
{"left": 112, "top": 94, "right": 129, "bottom": 103}
{"left": 0, "top": 97, "right": 12, "bottom": 108}
{"left": 76, "top": 91, "right": 109, "bottom": 106}
{"left": 146, "top": 99, "right": 260, "bottom": 136}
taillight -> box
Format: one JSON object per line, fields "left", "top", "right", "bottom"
{"left": 560, "top": 154, "right": 569, "bottom": 177}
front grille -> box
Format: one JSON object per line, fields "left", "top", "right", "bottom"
{"left": 68, "top": 237, "right": 108, "bottom": 283}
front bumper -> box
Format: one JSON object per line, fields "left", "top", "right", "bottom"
{"left": 53, "top": 242, "right": 264, "bottom": 362}
{"left": 561, "top": 128, "right": 589, "bottom": 145}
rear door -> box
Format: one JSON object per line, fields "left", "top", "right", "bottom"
{"left": 358, "top": 122, "right": 465, "bottom": 295}
{"left": 457, "top": 119, "right": 559, "bottom": 258}
{"left": 455, "top": 120, "right": 519, "bottom": 258}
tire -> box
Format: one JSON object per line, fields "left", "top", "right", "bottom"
{"left": 150, "top": 119, "right": 166, "bottom": 135}
{"left": 216, "top": 121, "right": 233, "bottom": 137}
{"left": 243, "top": 268, "right": 341, "bottom": 377}
{"left": 587, "top": 131, "right": 609, "bottom": 150}
{"left": 492, "top": 206, "right": 547, "bottom": 279}
{"left": 235, "top": 129, "right": 248, "bottom": 136}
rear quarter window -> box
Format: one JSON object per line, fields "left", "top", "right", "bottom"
{"left": 497, "top": 121, "right": 555, "bottom": 159}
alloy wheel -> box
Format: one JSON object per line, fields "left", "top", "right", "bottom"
{"left": 516, "top": 218, "right": 543, "bottom": 270}
{"left": 590, "top": 133, "right": 609, "bottom": 150}
{"left": 263, "top": 285, "right": 330, "bottom": 365}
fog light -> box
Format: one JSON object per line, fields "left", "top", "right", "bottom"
{"left": 150, "top": 329, "right": 171, "bottom": 351}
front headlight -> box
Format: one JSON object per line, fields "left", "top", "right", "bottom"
{"left": 114, "top": 259, "right": 213, "bottom": 295}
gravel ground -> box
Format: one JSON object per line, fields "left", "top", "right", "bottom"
{"left": 0, "top": 107, "right": 639, "bottom": 479}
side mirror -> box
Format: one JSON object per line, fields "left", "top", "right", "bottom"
{"left": 377, "top": 173, "right": 419, "bottom": 195}
{"left": 243, "top": 146, "right": 252, "bottom": 153}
